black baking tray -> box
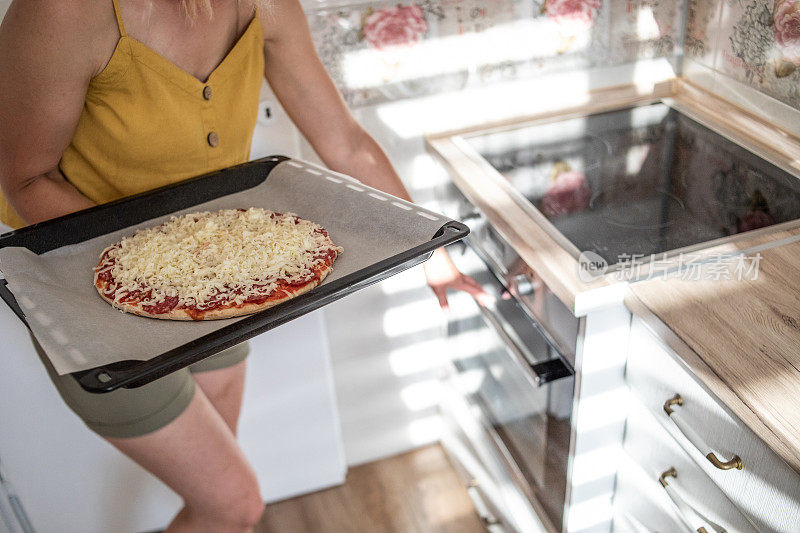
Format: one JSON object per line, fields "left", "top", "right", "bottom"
{"left": 0, "top": 156, "right": 468, "bottom": 393}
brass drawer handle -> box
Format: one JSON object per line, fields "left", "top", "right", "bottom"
{"left": 465, "top": 481, "right": 501, "bottom": 527}
{"left": 659, "top": 466, "right": 678, "bottom": 487}
{"left": 659, "top": 467, "right": 728, "bottom": 533}
{"left": 706, "top": 453, "right": 743, "bottom": 471}
{"left": 663, "top": 394, "right": 743, "bottom": 471}
{"left": 663, "top": 394, "right": 683, "bottom": 415}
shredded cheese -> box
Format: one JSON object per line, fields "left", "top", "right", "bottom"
{"left": 95, "top": 208, "right": 342, "bottom": 310}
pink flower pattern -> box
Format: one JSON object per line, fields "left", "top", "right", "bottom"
{"left": 774, "top": 0, "right": 800, "bottom": 65}
{"left": 540, "top": 170, "right": 591, "bottom": 217}
{"left": 363, "top": 5, "right": 428, "bottom": 50}
{"left": 544, "top": 0, "right": 602, "bottom": 26}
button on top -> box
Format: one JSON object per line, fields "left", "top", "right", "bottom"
{"left": 207, "top": 131, "right": 219, "bottom": 147}
{"left": 202, "top": 85, "right": 213, "bottom": 101}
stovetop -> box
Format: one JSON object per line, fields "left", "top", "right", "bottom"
{"left": 465, "top": 103, "right": 800, "bottom": 266}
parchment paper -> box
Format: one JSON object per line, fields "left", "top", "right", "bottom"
{"left": 0, "top": 160, "right": 448, "bottom": 375}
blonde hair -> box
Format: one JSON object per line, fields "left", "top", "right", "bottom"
{"left": 180, "top": 0, "right": 213, "bottom": 19}
{"left": 180, "top": 0, "right": 267, "bottom": 20}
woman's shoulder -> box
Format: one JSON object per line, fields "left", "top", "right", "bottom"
{"left": 255, "top": 0, "right": 309, "bottom": 42}
{"left": 4, "top": 0, "right": 117, "bottom": 35}
{"left": 2, "top": 0, "right": 118, "bottom": 78}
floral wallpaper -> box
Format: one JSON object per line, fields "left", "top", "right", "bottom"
{"left": 306, "top": 0, "right": 683, "bottom": 107}
{"left": 686, "top": 0, "right": 800, "bottom": 109}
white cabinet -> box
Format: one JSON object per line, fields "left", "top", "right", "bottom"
{"left": 615, "top": 401, "right": 756, "bottom": 532}
{"left": 614, "top": 316, "right": 800, "bottom": 533}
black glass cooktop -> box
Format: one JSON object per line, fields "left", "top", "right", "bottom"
{"left": 466, "top": 103, "right": 800, "bottom": 266}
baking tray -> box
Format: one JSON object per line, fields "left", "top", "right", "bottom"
{"left": 0, "top": 156, "right": 468, "bottom": 392}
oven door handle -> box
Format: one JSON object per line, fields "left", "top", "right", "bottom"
{"left": 473, "top": 297, "right": 572, "bottom": 385}
{"left": 465, "top": 236, "right": 509, "bottom": 278}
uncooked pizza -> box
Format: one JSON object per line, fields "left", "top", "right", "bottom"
{"left": 93, "top": 208, "right": 343, "bottom": 320}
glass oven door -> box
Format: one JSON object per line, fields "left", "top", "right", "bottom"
{"left": 446, "top": 241, "right": 574, "bottom": 531}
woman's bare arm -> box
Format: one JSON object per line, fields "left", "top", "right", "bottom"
{"left": 0, "top": 0, "right": 114, "bottom": 224}
{"left": 259, "top": 0, "right": 411, "bottom": 201}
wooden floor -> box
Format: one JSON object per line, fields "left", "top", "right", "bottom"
{"left": 256, "top": 445, "right": 485, "bottom": 533}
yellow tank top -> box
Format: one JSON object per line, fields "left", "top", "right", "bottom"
{"left": 0, "top": 0, "right": 264, "bottom": 229}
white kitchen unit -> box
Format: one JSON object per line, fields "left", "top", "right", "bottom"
{"left": 612, "top": 316, "right": 800, "bottom": 533}
{"left": 0, "top": 296, "right": 345, "bottom": 533}
{"left": 424, "top": 49, "right": 800, "bottom": 529}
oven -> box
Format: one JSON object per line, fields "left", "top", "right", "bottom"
{"left": 439, "top": 183, "right": 580, "bottom": 532}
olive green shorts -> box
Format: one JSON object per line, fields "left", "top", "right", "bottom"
{"left": 33, "top": 338, "right": 249, "bottom": 439}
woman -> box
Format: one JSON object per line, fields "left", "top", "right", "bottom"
{"left": 0, "top": 1, "right": 485, "bottom": 531}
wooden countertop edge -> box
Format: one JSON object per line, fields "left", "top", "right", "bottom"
{"left": 624, "top": 291, "right": 800, "bottom": 476}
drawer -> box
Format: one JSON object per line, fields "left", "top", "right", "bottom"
{"left": 627, "top": 317, "right": 800, "bottom": 532}
{"left": 440, "top": 379, "right": 548, "bottom": 533}
{"left": 615, "top": 400, "right": 757, "bottom": 532}
{"left": 613, "top": 458, "right": 685, "bottom": 533}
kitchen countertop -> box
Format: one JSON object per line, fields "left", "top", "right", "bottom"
{"left": 627, "top": 227, "right": 800, "bottom": 475}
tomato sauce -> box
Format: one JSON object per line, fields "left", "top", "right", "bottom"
{"left": 142, "top": 295, "right": 179, "bottom": 314}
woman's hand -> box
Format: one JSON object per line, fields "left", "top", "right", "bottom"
{"left": 424, "top": 247, "right": 492, "bottom": 310}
